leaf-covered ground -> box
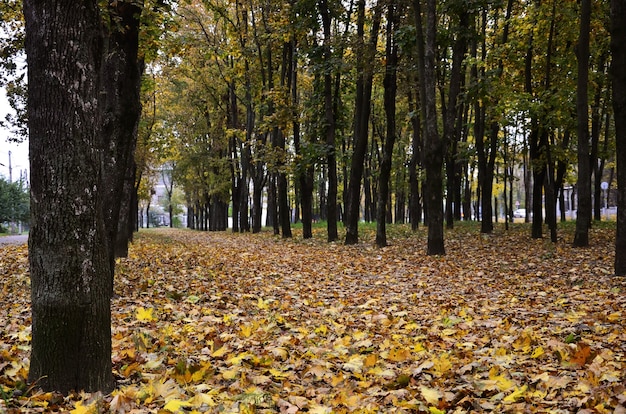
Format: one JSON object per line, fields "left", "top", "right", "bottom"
{"left": 1, "top": 224, "right": 625, "bottom": 413}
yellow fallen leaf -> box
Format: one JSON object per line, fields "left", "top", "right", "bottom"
{"left": 342, "top": 354, "right": 364, "bottom": 373}
{"left": 419, "top": 385, "right": 442, "bottom": 405}
{"left": 269, "top": 368, "right": 290, "bottom": 379}
{"left": 227, "top": 351, "right": 252, "bottom": 365}
{"left": 135, "top": 307, "right": 156, "bottom": 322}
{"left": 191, "top": 368, "right": 206, "bottom": 382}
{"left": 188, "top": 392, "right": 216, "bottom": 407}
{"left": 414, "top": 342, "right": 426, "bottom": 352}
{"left": 221, "top": 369, "right": 239, "bottom": 380}
{"left": 70, "top": 401, "right": 98, "bottom": 414}
{"left": 488, "top": 367, "right": 514, "bottom": 391}
{"left": 607, "top": 312, "right": 621, "bottom": 322}
{"left": 211, "top": 345, "right": 230, "bottom": 358}
{"left": 531, "top": 346, "right": 544, "bottom": 358}
{"left": 269, "top": 346, "right": 288, "bottom": 360}
{"left": 431, "top": 353, "right": 452, "bottom": 376}
{"left": 143, "top": 358, "right": 163, "bottom": 370}
{"left": 364, "top": 353, "right": 378, "bottom": 367}
{"left": 240, "top": 323, "right": 254, "bottom": 337}
{"left": 503, "top": 385, "right": 528, "bottom": 402}
{"left": 257, "top": 297, "right": 270, "bottom": 310}
{"left": 330, "top": 372, "right": 345, "bottom": 386}
{"left": 163, "top": 398, "right": 191, "bottom": 413}
{"left": 308, "top": 403, "right": 332, "bottom": 414}
{"left": 429, "top": 407, "right": 446, "bottom": 414}
{"left": 387, "top": 347, "right": 411, "bottom": 362}
{"left": 367, "top": 366, "right": 396, "bottom": 379}
{"left": 151, "top": 379, "right": 181, "bottom": 400}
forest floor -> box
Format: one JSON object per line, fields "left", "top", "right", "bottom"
{"left": 1, "top": 222, "right": 625, "bottom": 413}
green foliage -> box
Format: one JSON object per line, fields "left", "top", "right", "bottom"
{"left": 0, "top": 176, "right": 29, "bottom": 225}
{"left": 0, "top": 0, "right": 27, "bottom": 143}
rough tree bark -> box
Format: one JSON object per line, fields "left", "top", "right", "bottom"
{"left": 442, "top": 6, "right": 470, "bottom": 230}
{"left": 611, "top": 0, "right": 626, "bottom": 275}
{"left": 319, "top": 0, "right": 338, "bottom": 241}
{"left": 101, "top": 1, "right": 144, "bottom": 260}
{"left": 25, "top": 0, "right": 115, "bottom": 393}
{"left": 375, "top": 0, "right": 399, "bottom": 248}
{"left": 574, "top": 0, "right": 592, "bottom": 247}
{"left": 421, "top": 0, "right": 445, "bottom": 255}
{"left": 344, "top": 0, "right": 381, "bottom": 245}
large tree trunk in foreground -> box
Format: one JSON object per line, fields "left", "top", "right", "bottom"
{"left": 25, "top": 0, "right": 115, "bottom": 393}
{"left": 612, "top": 0, "right": 626, "bottom": 275}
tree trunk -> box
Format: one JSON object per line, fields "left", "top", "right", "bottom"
{"left": 442, "top": 8, "right": 469, "bottom": 230}
{"left": 100, "top": 1, "right": 143, "bottom": 261}
{"left": 25, "top": 0, "right": 115, "bottom": 393}
{"left": 277, "top": 41, "right": 293, "bottom": 238}
{"left": 471, "top": 25, "right": 488, "bottom": 228}
{"left": 408, "top": 88, "right": 422, "bottom": 230}
{"left": 252, "top": 144, "right": 266, "bottom": 233}
{"left": 574, "top": 0, "right": 592, "bottom": 247}
{"left": 590, "top": 55, "right": 608, "bottom": 221}
{"left": 421, "top": 0, "right": 445, "bottom": 255}
{"left": 267, "top": 174, "right": 278, "bottom": 232}
{"left": 612, "top": 0, "right": 626, "bottom": 275}
{"left": 319, "top": 0, "right": 338, "bottom": 241}
{"left": 115, "top": 162, "right": 134, "bottom": 258}
{"left": 524, "top": 27, "right": 544, "bottom": 238}
{"left": 345, "top": 0, "right": 382, "bottom": 245}
{"left": 376, "top": 0, "right": 399, "bottom": 248}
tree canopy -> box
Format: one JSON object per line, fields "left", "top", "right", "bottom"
{"left": 0, "top": 175, "right": 28, "bottom": 227}
{"left": 2, "top": 0, "right": 621, "bottom": 252}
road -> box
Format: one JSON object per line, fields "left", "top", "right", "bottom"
{"left": 0, "top": 234, "right": 28, "bottom": 245}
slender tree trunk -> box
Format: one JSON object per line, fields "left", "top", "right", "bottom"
{"left": 115, "top": 163, "right": 135, "bottom": 258}
{"left": 471, "top": 25, "right": 488, "bottom": 228}
{"left": 408, "top": 89, "right": 421, "bottom": 230}
{"left": 590, "top": 56, "right": 608, "bottom": 221}
{"left": 555, "top": 130, "right": 570, "bottom": 222}
{"left": 267, "top": 175, "right": 278, "bottom": 232}
{"left": 612, "top": 0, "right": 626, "bottom": 275}
{"left": 227, "top": 73, "right": 241, "bottom": 233}
{"left": 574, "top": 0, "right": 592, "bottom": 246}
{"left": 345, "top": 0, "right": 382, "bottom": 245}
{"left": 276, "top": 41, "right": 293, "bottom": 238}
{"left": 25, "top": 0, "right": 115, "bottom": 393}
{"left": 252, "top": 172, "right": 264, "bottom": 233}
{"left": 524, "top": 24, "right": 544, "bottom": 238}
{"left": 443, "top": 9, "right": 469, "bottom": 230}
{"left": 376, "top": 0, "right": 399, "bottom": 247}
{"left": 319, "top": 0, "right": 338, "bottom": 241}
{"left": 420, "top": 0, "right": 445, "bottom": 255}
{"left": 291, "top": 44, "right": 313, "bottom": 239}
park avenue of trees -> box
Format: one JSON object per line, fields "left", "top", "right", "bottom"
{"left": 0, "top": 0, "right": 625, "bottom": 395}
